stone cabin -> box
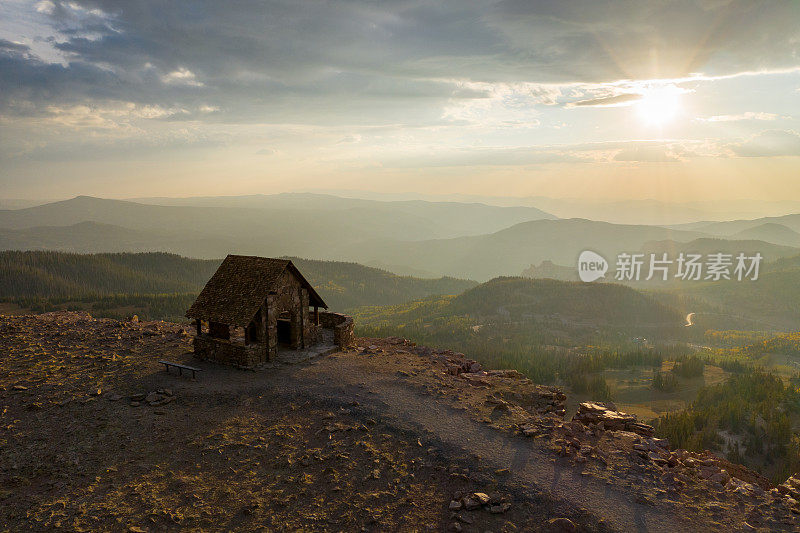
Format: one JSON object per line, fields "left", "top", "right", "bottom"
{"left": 186, "top": 255, "right": 353, "bottom": 369}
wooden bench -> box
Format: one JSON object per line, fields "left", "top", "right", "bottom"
{"left": 159, "top": 361, "right": 202, "bottom": 379}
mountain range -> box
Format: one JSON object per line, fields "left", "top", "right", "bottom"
{"left": 1, "top": 194, "right": 799, "bottom": 281}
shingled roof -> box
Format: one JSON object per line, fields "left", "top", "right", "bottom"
{"left": 186, "top": 255, "right": 327, "bottom": 327}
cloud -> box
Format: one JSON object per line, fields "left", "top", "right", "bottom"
{"left": 1, "top": 0, "right": 799, "bottom": 168}
{"left": 382, "top": 147, "right": 585, "bottom": 168}
{"left": 337, "top": 134, "right": 362, "bottom": 144}
{"left": 380, "top": 139, "right": 713, "bottom": 168}
{"left": 697, "top": 112, "right": 782, "bottom": 122}
{"left": 160, "top": 67, "right": 203, "bottom": 87}
{"left": 730, "top": 130, "right": 800, "bottom": 157}
{"left": 613, "top": 145, "right": 681, "bottom": 162}
{"left": 2, "top": 1, "right": 798, "bottom": 118}
{"left": 1, "top": 123, "right": 227, "bottom": 161}
{"left": 35, "top": 1, "right": 55, "bottom": 15}
{"left": 568, "top": 93, "right": 642, "bottom": 108}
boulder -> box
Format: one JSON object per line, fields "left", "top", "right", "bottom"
{"left": 572, "top": 402, "right": 654, "bottom": 437}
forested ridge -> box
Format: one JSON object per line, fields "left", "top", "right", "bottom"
{"left": 0, "top": 251, "right": 476, "bottom": 316}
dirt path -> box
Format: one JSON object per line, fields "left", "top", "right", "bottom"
{"left": 299, "top": 363, "right": 703, "bottom": 532}
{"left": 189, "top": 352, "right": 714, "bottom": 532}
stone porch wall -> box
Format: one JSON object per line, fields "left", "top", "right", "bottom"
{"left": 318, "top": 311, "right": 355, "bottom": 348}
{"left": 193, "top": 334, "right": 266, "bottom": 369}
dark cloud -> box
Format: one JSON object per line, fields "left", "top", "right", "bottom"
{"left": 2, "top": 1, "right": 798, "bottom": 120}
{"left": 0, "top": 38, "right": 30, "bottom": 54}
{"left": 490, "top": 0, "right": 800, "bottom": 81}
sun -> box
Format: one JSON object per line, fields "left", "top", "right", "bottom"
{"left": 635, "top": 86, "right": 682, "bottom": 126}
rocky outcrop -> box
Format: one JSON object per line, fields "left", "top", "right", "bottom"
{"left": 411, "top": 345, "right": 484, "bottom": 375}
{"left": 572, "top": 401, "right": 655, "bottom": 437}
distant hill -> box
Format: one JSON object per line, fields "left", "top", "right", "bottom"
{"left": 0, "top": 221, "right": 234, "bottom": 256}
{"left": 5, "top": 195, "right": 799, "bottom": 286}
{"left": 762, "top": 254, "right": 800, "bottom": 272}
{"left": 354, "top": 276, "right": 686, "bottom": 349}
{"left": 520, "top": 260, "right": 576, "bottom": 281}
{"left": 131, "top": 192, "right": 557, "bottom": 229}
{"left": 0, "top": 195, "right": 556, "bottom": 260}
{"left": 730, "top": 223, "right": 800, "bottom": 247}
{"left": 0, "top": 251, "right": 476, "bottom": 312}
{"left": 639, "top": 238, "right": 798, "bottom": 262}
{"left": 343, "top": 218, "right": 706, "bottom": 280}
{"left": 673, "top": 213, "right": 800, "bottom": 237}
{"left": 677, "top": 268, "right": 800, "bottom": 331}
{"left": 286, "top": 257, "right": 477, "bottom": 310}
{"left": 648, "top": 253, "right": 800, "bottom": 331}
{"left": 448, "top": 277, "right": 682, "bottom": 326}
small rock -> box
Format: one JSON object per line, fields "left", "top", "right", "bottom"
{"left": 449, "top": 500, "right": 462, "bottom": 511}
{"left": 473, "top": 492, "right": 491, "bottom": 505}
{"left": 145, "top": 392, "right": 161, "bottom": 404}
{"left": 463, "top": 497, "right": 481, "bottom": 511}
{"left": 488, "top": 503, "right": 512, "bottom": 514}
{"left": 710, "top": 471, "right": 731, "bottom": 484}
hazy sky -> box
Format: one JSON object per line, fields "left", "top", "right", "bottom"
{"left": 1, "top": 0, "right": 799, "bottom": 201}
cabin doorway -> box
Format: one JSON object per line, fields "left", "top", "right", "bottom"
{"left": 277, "top": 312, "right": 292, "bottom": 345}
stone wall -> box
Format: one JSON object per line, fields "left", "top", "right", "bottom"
{"left": 272, "top": 270, "right": 311, "bottom": 349}
{"left": 193, "top": 334, "right": 265, "bottom": 369}
{"left": 319, "top": 311, "right": 355, "bottom": 348}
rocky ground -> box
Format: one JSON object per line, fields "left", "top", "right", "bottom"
{"left": 0, "top": 312, "right": 798, "bottom": 532}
